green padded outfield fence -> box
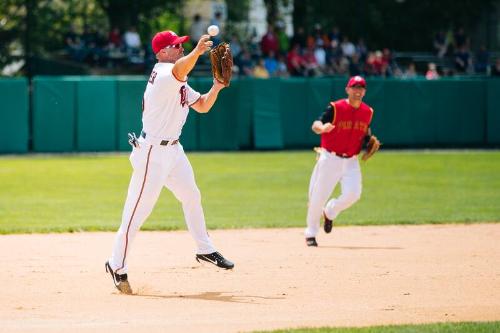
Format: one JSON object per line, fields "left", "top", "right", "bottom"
{"left": 1, "top": 77, "right": 499, "bottom": 153}
{"left": 0, "top": 78, "right": 29, "bottom": 153}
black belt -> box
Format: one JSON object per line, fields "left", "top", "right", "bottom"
{"left": 335, "top": 153, "right": 353, "bottom": 159}
{"left": 141, "top": 131, "right": 179, "bottom": 146}
{"left": 324, "top": 148, "right": 353, "bottom": 158}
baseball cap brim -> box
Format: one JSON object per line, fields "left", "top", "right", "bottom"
{"left": 172, "top": 35, "right": 190, "bottom": 45}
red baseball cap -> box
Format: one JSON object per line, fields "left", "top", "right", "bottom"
{"left": 151, "top": 30, "right": 190, "bottom": 53}
{"left": 346, "top": 76, "right": 367, "bottom": 88}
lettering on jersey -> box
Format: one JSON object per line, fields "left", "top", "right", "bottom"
{"left": 148, "top": 71, "right": 157, "bottom": 84}
{"left": 179, "top": 86, "right": 188, "bottom": 107}
{"left": 337, "top": 120, "right": 368, "bottom": 132}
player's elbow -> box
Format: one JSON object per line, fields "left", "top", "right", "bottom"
{"left": 193, "top": 103, "right": 210, "bottom": 113}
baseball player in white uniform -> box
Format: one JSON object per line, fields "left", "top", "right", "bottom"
{"left": 105, "top": 30, "right": 234, "bottom": 294}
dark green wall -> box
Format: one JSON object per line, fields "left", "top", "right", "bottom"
{"left": 2, "top": 76, "right": 499, "bottom": 154}
{"left": 32, "top": 77, "right": 76, "bottom": 152}
{"left": 0, "top": 78, "right": 29, "bottom": 153}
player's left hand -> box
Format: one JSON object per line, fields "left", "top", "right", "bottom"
{"left": 195, "top": 35, "right": 213, "bottom": 55}
{"left": 212, "top": 78, "right": 225, "bottom": 90}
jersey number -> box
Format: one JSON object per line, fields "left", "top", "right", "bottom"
{"left": 180, "top": 86, "right": 187, "bottom": 107}
{"left": 148, "top": 71, "right": 157, "bottom": 84}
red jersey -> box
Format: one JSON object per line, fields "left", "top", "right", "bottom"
{"left": 320, "top": 99, "right": 374, "bottom": 157}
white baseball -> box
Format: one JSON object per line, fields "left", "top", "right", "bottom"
{"left": 207, "top": 25, "right": 219, "bottom": 37}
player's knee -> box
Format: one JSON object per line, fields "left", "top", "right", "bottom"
{"left": 345, "top": 190, "right": 361, "bottom": 205}
{"left": 180, "top": 186, "right": 201, "bottom": 203}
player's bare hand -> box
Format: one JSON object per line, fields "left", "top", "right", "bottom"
{"left": 322, "top": 123, "right": 335, "bottom": 133}
{"left": 195, "top": 35, "right": 213, "bottom": 55}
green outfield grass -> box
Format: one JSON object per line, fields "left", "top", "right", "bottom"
{"left": 253, "top": 321, "right": 500, "bottom": 333}
{"left": 0, "top": 151, "right": 499, "bottom": 233}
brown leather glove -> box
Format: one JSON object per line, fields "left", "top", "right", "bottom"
{"left": 361, "top": 135, "right": 381, "bottom": 161}
{"left": 209, "top": 43, "right": 233, "bottom": 87}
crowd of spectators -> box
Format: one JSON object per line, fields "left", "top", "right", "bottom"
{"left": 62, "top": 20, "right": 500, "bottom": 79}
{"left": 64, "top": 24, "right": 152, "bottom": 70}
{"left": 431, "top": 26, "right": 495, "bottom": 77}
{"left": 221, "top": 23, "right": 500, "bottom": 80}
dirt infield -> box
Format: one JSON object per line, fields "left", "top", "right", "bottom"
{"left": 1, "top": 224, "right": 499, "bottom": 333}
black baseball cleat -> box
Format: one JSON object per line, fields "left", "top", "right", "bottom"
{"left": 306, "top": 237, "right": 318, "bottom": 247}
{"left": 323, "top": 212, "right": 333, "bottom": 233}
{"left": 105, "top": 261, "right": 133, "bottom": 294}
{"left": 196, "top": 252, "right": 234, "bottom": 269}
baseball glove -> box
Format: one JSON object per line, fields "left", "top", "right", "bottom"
{"left": 361, "top": 135, "right": 381, "bottom": 161}
{"left": 209, "top": 43, "right": 233, "bottom": 87}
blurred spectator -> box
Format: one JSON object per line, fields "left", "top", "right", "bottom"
{"left": 454, "top": 45, "right": 472, "bottom": 73}
{"left": 287, "top": 44, "right": 305, "bottom": 76}
{"left": 190, "top": 14, "right": 205, "bottom": 46}
{"left": 328, "top": 26, "right": 341, "bottom": 49}
{"left": 81, "top": 26, "right": 104, "bottom": 65}
{"left": 492, "top": 58, "right": 500, "bottom": 76}
{"left": 92, "top": 29, "right": 109, "bottom": 66}
{"left": 108, "top": 27, "right": 122, "bottom": 49}
{"left": 210, "top": 12, "right": 223, "bottom": 46}
{"left": 276, "top": 54, "right": 289, "bottom": 77}
{"left": 356, "top": 38, "right": 368, "bottom": 61}
{"left": 106, "top": 27, "right": 126, "bottom": 68}
{"left": 349, "top": 53, "right": 363, "bottom": 76}
{"left": 253, "top": 58, "right": 270, "bottom": 78}
{"left": 264, "top": 51, "right": 279, "bottom": 76}
{"left": 306, "top": 34, "right": 316, "bottom": 50}
{"left": 402, "top": 62, "right": 418, "bottom": 79}
{"left": 64, "top": 25, "right": 85, "bottom": 61}
{"left": 312, "top": 24, "right": 324, "bottom": 47}
{"left": 474, "top": 45, "right": 489, "bottom": 74}
{"left": 229, "top": 34, "right": 242, "bottom": 59}
{"left": 124, "top": 26, "right": 141, "bottom": 49}
{"left": 366, "top": 50, "right": 384, "bottom": 76}
{"left": 210, "top": 11, "right": 222, "bottom": 28}
{"left": 276, "top": 22, "right": 289, "bottom": 55}
{"left": 364, "top": 51, "right": 376, "bottom": 76}
{"left": 433, "top": 30, "right": 448, "bottom": 58}
{"left": 290, "top": 27, "right": 306, "bottom": 49}
{"left": 303, "top": 47, "right": 321, "bottom": 76}
{"left": 260, "top": 25, "right": 279, "bottom": 56}
{"left": 237, "top": 49, "right": 254, "bottom": 76}
{"left": 454, "top": 27, "right": 467, "bottom": 49}
{"left": 314, "top": 44, "right": 326, "bottom": 68}
{"left": 381, "top": 48, "right": 393, "bottom": 76}
{"left": 336, "top": 56, "right": 350, "bottom": 75}
{"left": 123, "top": 26, "right": 143, "bottom": 64}
{"left": 425, "top": 62, "right": 439, "bottom": 80}
{"left": 341, "top": 37, "right": 356, "bottom": 58}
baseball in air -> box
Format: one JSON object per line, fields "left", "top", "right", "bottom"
{"left": 207, "top": 25, "right": 219, "bottom": 37}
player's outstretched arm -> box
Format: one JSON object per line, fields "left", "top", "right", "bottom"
{"left": 173, "top": 35, "right": 212, "bottom": 80}
{"left": 191, "top": 79, "right": 225, "bottom": 113}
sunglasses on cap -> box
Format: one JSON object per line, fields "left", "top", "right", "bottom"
{"left": 164, "top": 43, "right": 182, "bottom": 49}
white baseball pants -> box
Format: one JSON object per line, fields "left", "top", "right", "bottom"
{"left": 109, "top": 142, "right": 216, "bottom": 274}
{"left": 305, "top": 150, "right": 362, "bottom": 238}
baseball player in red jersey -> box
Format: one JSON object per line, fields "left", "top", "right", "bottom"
{"left": 305, "top": 76, "right": 374, "bottom": 247}
{"left": 105, "top": 30, "right": 234, "bottom": 294}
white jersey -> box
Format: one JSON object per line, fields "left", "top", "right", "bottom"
{"left": 142, "top": 62, "right": 201, "bottom": 140}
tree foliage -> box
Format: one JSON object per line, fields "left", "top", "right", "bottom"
{"left": 0, "top": 0, "right": 183, "bottom": 75}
